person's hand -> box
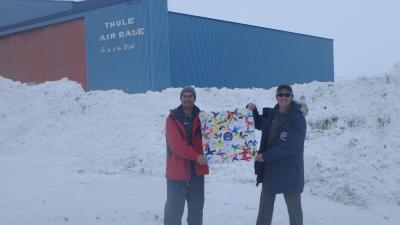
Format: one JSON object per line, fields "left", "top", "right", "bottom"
{"left": 197, "top": 155, "right": 208, "bottom": 165}
{"left": 246, "top": 103, "right": 256, "bottom": 111}
{"left": 255, "top": 153, "right": 264, "bottom": 162}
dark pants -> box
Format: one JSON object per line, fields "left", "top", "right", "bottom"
{"left": 256, "top": 187, "right": 303, "bottom": 225}
{"left": 164, "top": 175, "right": 204, "bottom": 225}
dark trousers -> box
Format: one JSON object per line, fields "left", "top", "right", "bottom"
{"left": 164, "top": 175, "right": 204, "bottom": 225}
{"left": 256, "top": 187, "right": 303, "bottom": 225}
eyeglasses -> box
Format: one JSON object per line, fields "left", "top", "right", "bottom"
{"left": 276, "top": 93, "right": 292, "bottom": 97}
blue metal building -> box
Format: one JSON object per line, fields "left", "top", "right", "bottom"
{"left": 0, "top": 0, "right": 334, "bottom": 93}
{"left": 169, "top": 12, "right": 334, "bottom": 89}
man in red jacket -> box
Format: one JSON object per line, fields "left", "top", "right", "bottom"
{"left": 164, "top": 87, "right": 209, "bottom": 225}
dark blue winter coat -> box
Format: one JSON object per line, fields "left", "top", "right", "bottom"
{"left": 253, "top": 101, "right": 307, "bottom": 193}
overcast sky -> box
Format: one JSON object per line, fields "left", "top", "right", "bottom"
{"left": 168, "top": 0, "right": 400, "bottom": 80}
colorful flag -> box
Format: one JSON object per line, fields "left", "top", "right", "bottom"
{"left": 199, "top": 109, "right": 258, "bottom": 163}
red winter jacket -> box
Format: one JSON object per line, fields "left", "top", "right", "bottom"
{"left": 165, "top": 105, "right": 209, "bottom": 181}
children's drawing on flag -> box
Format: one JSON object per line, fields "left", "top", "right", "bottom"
{"left": 199, "top": 109, "right": 258, "bottom": 163}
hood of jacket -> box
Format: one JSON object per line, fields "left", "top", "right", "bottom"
{"left": 169, "top": 104, "right": 201, "bottom": 121}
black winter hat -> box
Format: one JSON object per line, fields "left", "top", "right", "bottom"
{"left": 276, "top": 84, "right": 293, "bottom": 93}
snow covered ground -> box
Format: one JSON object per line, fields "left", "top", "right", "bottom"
{"left": 1, "top": 63, "right": 400, "bottom": 225}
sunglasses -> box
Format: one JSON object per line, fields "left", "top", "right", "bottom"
{"left": 276, "top": 93, "right": 292, "bottom": 97}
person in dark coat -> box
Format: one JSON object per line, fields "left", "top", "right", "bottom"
{"left": 164, "top": 86, "right": 209, "bottom": 225}
{"left": 247, "top": 84, "right": 307, "bottom": 225}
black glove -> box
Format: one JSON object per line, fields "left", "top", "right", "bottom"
{"left": 254, "top": 161, "right": 264, "bottom": 186}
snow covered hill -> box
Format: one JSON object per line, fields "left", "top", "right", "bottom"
{"left": 1, "top": 63, "right": 399, "bottom": 225}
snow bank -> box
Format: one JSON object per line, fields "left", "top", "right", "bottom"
{"left": 1, "top": 64, "right": 399, "bottom": 209}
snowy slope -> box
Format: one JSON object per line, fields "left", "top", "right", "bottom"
{"left": 0, "top": 63, "right": 399, "bottom": 225}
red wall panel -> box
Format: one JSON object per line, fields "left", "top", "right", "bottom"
{"left": 0, "top": 37, "right": 11, "bottom": 76}
{"left": 0, "top": 19, "right": 87, "bottom": 89}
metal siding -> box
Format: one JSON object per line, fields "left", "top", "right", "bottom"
{"left": 0, "top": 19, "right": 87, "bottom": 88}
{"left": 0, "top": 0, "right": 334, "bottom": 93}
{"left": 0, "top": 0, "right": 137, "bottom": 34}
{"left": 0, "top": 0, "right": 73, "bottom": 28}
{"left": 168, "top": 13, "right": 334, "bottom": 88}
{"left": 0, "top": 29, "right": 46, "bottom": 82}
{"left": 43, "top": 19, "right": 87, "bottom": 88}
{"left": 9, "top": 28, "right": 47, "bottom": 82}
{"left": 0, "top": 13, "right": 87, "bottom": 37}
{"left": 85, "top": 1, "right": 152, "bottom": 93}
{"left": 1, "top": 0, "right": 170, "bottom": 93}
{"left": 0, "top": 37, "right": 11, "bottom": 76}
{"left": 148, "top": 0, "right": 170, "bottom": 91}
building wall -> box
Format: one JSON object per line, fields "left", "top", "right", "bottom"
{"left": 148, "top": 0, "right": 170, "bottom": 91}
{"left": 84, "top": 0, "right": 170, "bottom": 93}
{"left": 0, "top": 0, "right": 73, "bottom": 28}
{"left": 0, "top": 0, "right": 170, "bottom": 93}
{"left": 0, "top": 19, "right": 87, "bottom": 87}
{"left": 0, "top": 0, "right": 334, "bottom": 93}
{"left": 168, "top": 12, "right": 334, "bottom": 89}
